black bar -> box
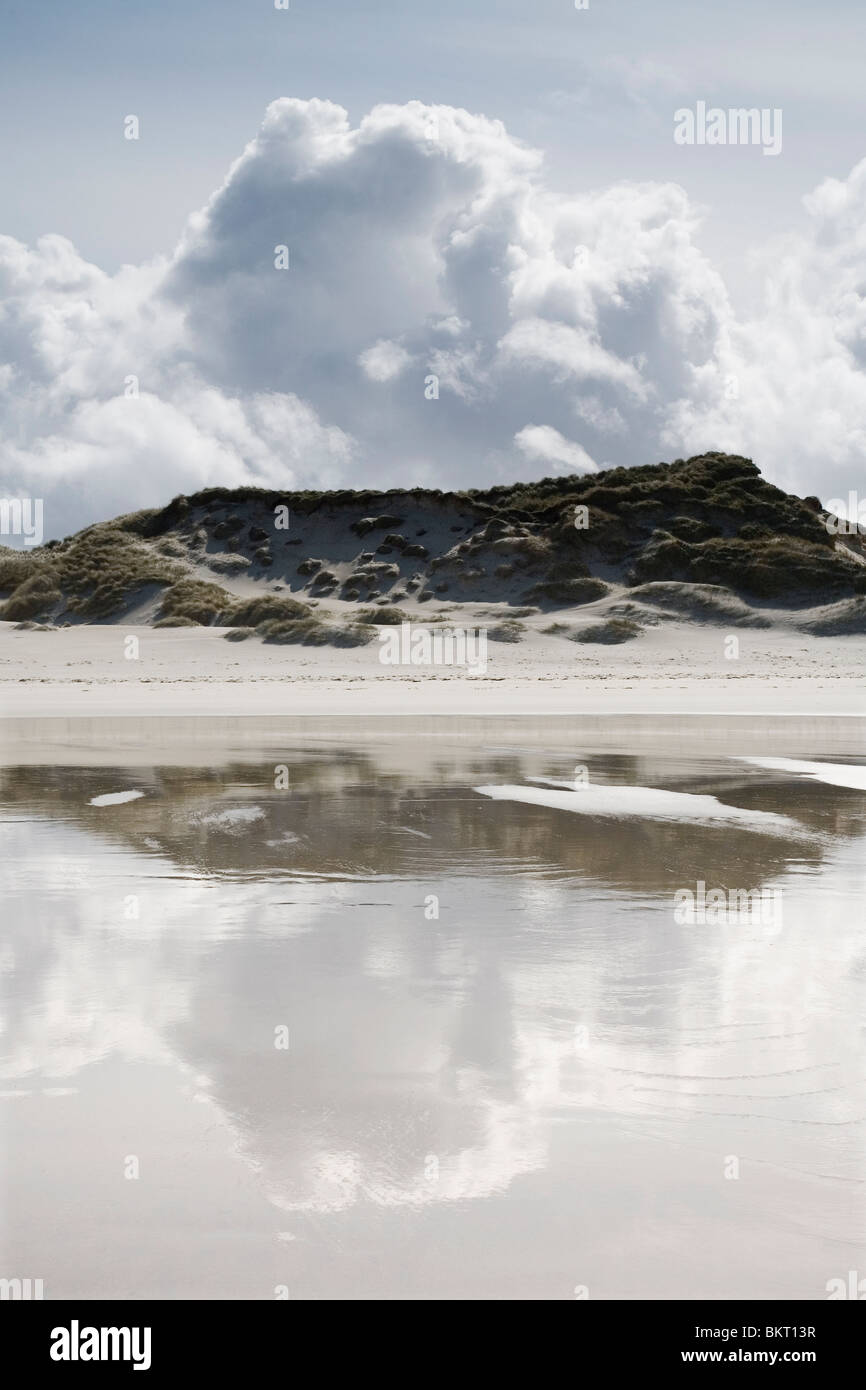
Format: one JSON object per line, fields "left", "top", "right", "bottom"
{"left": 5, "top": 1298, "right": 862, "bottom": 1375}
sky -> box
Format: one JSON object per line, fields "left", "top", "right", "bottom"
{"left": 1, "top": 0, "right": 865, "bottom": 538}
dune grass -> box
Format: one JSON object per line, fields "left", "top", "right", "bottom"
{"left": 356, "top": 606, "right": 409, "bottom": 624}
{"left": 489, "top": 619, "right": 526, "bottom": 642}
{"left": 627, "top": 582, "right": 772, "bottom": 627}
{"left": 572, "top": 617, "right": 642, "bottom": 645}
{"left": 0, "top": 529, "right": 181, "bottom": 621}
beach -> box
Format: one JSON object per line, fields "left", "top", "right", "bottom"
{"left": 2, "top": 620, "right": 865, "bottom": 719}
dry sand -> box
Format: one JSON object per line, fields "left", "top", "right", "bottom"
{"left": 1, "top": 613, "right": 864, "bottom": 720}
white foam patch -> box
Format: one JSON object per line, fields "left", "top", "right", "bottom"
{"left": 474, "top": 782, "right": 799, "bottom": 833}
{"left": 89, "top": 790, "right": 145, "bottom": 807}
{"left": 738, "top": 757, "right": 866, "bottom": 792}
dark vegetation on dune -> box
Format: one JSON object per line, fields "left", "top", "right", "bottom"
{"left": 2, "top": 454, "right": 865, "bottom": 639}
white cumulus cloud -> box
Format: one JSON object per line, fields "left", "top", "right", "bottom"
{"left": 2, "top": 97, "right": 866, "bottom": 539}
{"left": 515, "top": 425, "right": 598, "bottom": 475}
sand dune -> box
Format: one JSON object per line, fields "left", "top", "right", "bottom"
{"left": 2, "top": 453, "right": 865, "bottom": 721}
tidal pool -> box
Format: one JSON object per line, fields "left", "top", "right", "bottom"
{"left": 1, "top": 721, "right": 864, "bottom": 1299}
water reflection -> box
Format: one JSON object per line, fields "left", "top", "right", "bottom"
{"left": 1, "top": 736, "right": 865, "bottom": 1299}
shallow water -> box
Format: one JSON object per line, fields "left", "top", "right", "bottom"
{"left": 1, "top": 726, "right": 865, "bottom": 1299}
